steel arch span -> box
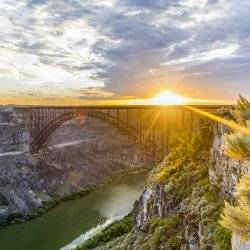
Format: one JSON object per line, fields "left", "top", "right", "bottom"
{"left": 30, "top": 109, "right": 164, "bottom": 164}
{"left": 19, "top": 105, "right": 225, "bottom": 165}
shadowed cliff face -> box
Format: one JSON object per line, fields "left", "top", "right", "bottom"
{"left": 41, "top": 116, "right": 152, "bottom": 190}
{"left": 0, "top": 106, "right": 151, "bottom": 226}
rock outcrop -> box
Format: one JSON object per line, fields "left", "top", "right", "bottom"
{"left": 209, "top": 125, "right": 250, "bottom": 250}
{"left": 131, "top": 123, "right": 249, "bottom": 250}
{"left": 0, "top": 106, "right": 151, "bottom": 227}
{"left": 209, "top": 124, "right": 249, "bottom": 200}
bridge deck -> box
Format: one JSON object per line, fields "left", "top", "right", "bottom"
{"left": 19, "top": 104, "right": 232, "bottom": 165}
{"left": 18, "top": 104, "right": 231, "bottom": 110}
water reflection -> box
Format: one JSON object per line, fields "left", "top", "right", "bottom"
{"left": 0, "top": 172, "right": 146, "bottom": 250}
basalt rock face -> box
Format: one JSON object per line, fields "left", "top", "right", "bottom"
{"left": 209, "top": 124, "right": 248, "bottom": 201}
{"left": 132, "top": 124, "right": 249, "bottom": 250}
{"left": 209, "top": 125, "right": 250, "bottom": 250}
{"left": 132, "top": 181, "right": 216, "bottom": 249}
{"left": 0, "top": 106, "right": 151, "bottom": 226}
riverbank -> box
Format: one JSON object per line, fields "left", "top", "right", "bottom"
{"left": 0, "top": 171, "right": 148, "bottom": 250}
{"left": 0, "top": 107, "right": 152, "bottom": 229}
{"left": 75, "top": 120, "right": 234, "bottom": 250}
{"left": 0, "top": 165, "right": 151, "bottom": 229}
{"left": 75, "top": 214, "right": 133, "bottom": 250}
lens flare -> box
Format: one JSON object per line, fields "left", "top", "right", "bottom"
{"left": 185, "top": 106, "right": 250, "bottom": 135}
{"left": 151, "top": 91, "right": 188, "bottom": 105}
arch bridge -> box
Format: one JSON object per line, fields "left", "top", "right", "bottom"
{"left": 19, "top": 105, "right": 223, "bottom": 165}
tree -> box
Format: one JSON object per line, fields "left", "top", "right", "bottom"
{"left": 220, "top": 96, "right": 250, "bottom": 240}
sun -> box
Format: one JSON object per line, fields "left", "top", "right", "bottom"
{"left": 151, "top": 91, "right": 188, "bottom": 105}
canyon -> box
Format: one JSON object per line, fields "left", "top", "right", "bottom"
{"left": 0, "top": 106, "right": 151, "bottom": 227}
{"left": 1, "top": 105, "right": 249, "bottom": 250}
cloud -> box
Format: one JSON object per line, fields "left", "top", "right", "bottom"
{"left": 121, "top": 0, "right": 179, "bottom": 10}
{"left": 164, "top": 44, "right": 240, "bottom": 65}
{"left": 75, "top": 86, "right": 115, "bottom": 100}
{"left": 0, "top": 0, "right": 250, "bottom": 101}
{"left": 0, "top": 0, "right": 105, "bottom": 92}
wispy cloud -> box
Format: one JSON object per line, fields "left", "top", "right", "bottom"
{"left": 0, "top": 0, "right": 250, "bottom": 102}
{"left": 75, "top": 86, "right": 115, "bottom": 100}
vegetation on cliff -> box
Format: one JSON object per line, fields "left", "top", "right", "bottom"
{"left": 79, "top": 215, "right": 184, "bottom": 250}
{"left": 132, "top": 215, "right": 185, "bottom": 250}
{"left": 220, "top": 96, "right": 250, "bottom": 240}
{"left": 144, "top": 119, "right": 231, "bottom": 249}
{"left": 77, "top": 214, "right": 133, "bottom": 250}
{"left": 78, "top": 118, "right": 232, "bottom": 249}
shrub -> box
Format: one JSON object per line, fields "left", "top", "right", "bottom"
{"left": 78, "top": 214, "right": 132, "bottom": 249}
{"left": 148, "top": 119, "right": 231, "bottom": 248}
{"left": 148, "top": 118, "right": 214, "bottom": 185}
{"left": 137, "top": 215, "right": 185, "bottom": 250}
{"left": 213, "top": 225, "right": 231, "bottom": 250}
{"left": 149, "top": 215, "right": 180, "bottom": 234}
{"left": 220, "top": 96, "right": 250, "bottom": 240}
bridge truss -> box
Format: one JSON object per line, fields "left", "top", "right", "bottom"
{"left": 19, "top": 105, "right": 222, "bottom": 165}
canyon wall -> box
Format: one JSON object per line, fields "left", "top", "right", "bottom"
{"left": 131, "top": 123, "right": 249, "bottom": 250}
{"left": 0, "top": 106, "right": 151, "bottom": 227}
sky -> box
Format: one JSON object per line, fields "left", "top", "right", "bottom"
{"left": 0, "top": 0, "right": 250, "bottom": 105}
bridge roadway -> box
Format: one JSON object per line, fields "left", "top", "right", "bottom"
{"left": 18, "top": 105, "right": 226, "bottom": 165}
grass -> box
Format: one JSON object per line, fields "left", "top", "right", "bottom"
{"left": 77, "top": 214, "right": 133, "bottom": 250}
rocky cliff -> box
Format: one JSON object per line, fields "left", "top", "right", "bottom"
{"left": 0, "top": 106, "right": 151, "bottom": 227}
{"left": 83, "top": 122, "right": 249, "bottom": 250}
{"left": 209, "top": 124, "right": 249, "bottom": 201}
{"left": 129, "top": 123, "right": 249, "bottom": 250}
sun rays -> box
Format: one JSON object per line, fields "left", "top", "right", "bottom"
{"left": 151, "top": 91, "right": 188, "bottom": 105}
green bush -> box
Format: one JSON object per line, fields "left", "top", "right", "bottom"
{"left": 147, "top": 120, "right": 231, "bottom": 249}
{"left": 163, "top": 233, "right": 184, "bottom": 250}
{"left": 149, "top": 215, "right": 180, "bottom": 234}
{"left": 148, "top": 119, "right": 214, "bottom": 185}
{"left": 78, "top": 214, "right": 133, "bottom": 249}
{"left": 138, "top": 216, "right": 184, "bottom": 250}
{"left": 213, "top": 225, "right": 231, "bottom": 250}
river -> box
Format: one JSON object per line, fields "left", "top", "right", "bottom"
{"left": 0, "top": 172, "right": 147, "bottom": 250}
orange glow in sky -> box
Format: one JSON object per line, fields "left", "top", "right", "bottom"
{"left": 0, "top": 90, "right": 230, "bottom": 106}
{"left": 151, "top": 91, "right": 189, "bottom": 105}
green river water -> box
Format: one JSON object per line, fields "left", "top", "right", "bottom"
{"left": 0, "top": 172, "right": 147, "bottom": 250}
